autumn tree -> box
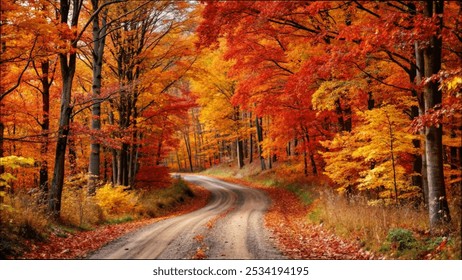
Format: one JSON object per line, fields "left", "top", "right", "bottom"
{"left": 196, "top": 1, "right": 460, "bottom": 229}
{"left": 190, "top": 42, "right": 249, "bottom": 169}
{"left": 102, "top": 0, "right": 197, "bottom": 186}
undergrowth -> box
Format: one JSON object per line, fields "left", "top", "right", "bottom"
{"left": 0, "top": 176, "right": 195, "bottom": 259}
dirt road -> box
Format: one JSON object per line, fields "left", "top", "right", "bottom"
{"left": 89, "top": 175, "right": 284, "bottom": 259}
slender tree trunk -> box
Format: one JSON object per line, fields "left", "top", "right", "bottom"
{"left": 303, "top": 145, "right": 308, "bottom": 176}
{"left": 183, "top": 130, "right": 193, "bottom": 172}
{"left": 88, "top": 1, "right": 109, "bottom": 193}
{"left": 249, "top": 125, "right": 254, "bottom": 164}
{"left": 117, "top": 143, "right": 129, "bottom": 186}
{"left": 385, "top": 113, "right": 399, "bottom": 204}
{"left": 414, "top": 41, "right": 428, "bottom": 205}
{"left": 107, "top": 109, "right": 118, "bottom": 184}
{"left": 423, "top": 0, "right": 450, "bottom": 228}
{"left": 48, "top": 0, "right": 83, "bottom": 220}
{"left": 237, "top": 139, "right": 244, "bottom": 169}
{"left": 176, "top": 152, "right": 181, "bottom": 171}
{"left": 255, "top": 117, "right": 266, "bottom": 171}
{"left": 68, "top": 118, "right": 78, "bottom": 176}
{"left": 0, "top": 121, "right": 4, "bottom": 204}
{"left": 49, "top": 72, "right": 74, "bottom": 218}
{"left": 111, "top": 148, "right": 118, "bottom": 184}
{"left": 310, "top": 153, "right": 317, "bottom": 175}
{"left": 37, "top": 60, "right": 52, "bottom": 202}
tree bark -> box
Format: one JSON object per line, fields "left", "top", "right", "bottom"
{"left": 423, "top": 0, "right": 451, "bottom": 228}
{"left": 183, "top": 130, "right": 193, "bottom": 172}
{"left": 0, "top": 121, "right": 4, "bottom": 204}
{"left": 48, "top": 0, "right": 83, "bottom": 220}
{"left": 38, "top": 60, "right": 52, "bottom": 202}
{"left": 414, "top": 41, "right": 429, "bottom": 205}
{"left": 237, "top": 139, "right": 244, "bottom": 169}
{"left": 255, "top": 117, "right": 266, "bottom": 171}
{"left": 88, "top": 0, "right": 109, "bottom": 193}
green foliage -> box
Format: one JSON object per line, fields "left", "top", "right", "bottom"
{"left": 285, "top": 183, "right": 315, "bottom": 206}
{"left": 386, "top": 228, "right": 417, "bottom": 251}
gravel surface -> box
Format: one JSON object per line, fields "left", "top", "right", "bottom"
{"left": 88, "top": 175, "right": 284, "bottom": 259}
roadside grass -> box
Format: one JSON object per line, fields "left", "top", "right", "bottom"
{"left": 0, "top": 177, "right": 198, "bottom": 258}
{"left": 203, "top": 162, "right": 461, "bottom": 260}
{"left": 0, "top": 191, "right": 49, "bottom": 258}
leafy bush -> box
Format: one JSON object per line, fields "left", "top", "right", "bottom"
{"left": 95, "top": 184, "right": 139, "bottom": 219}
{"left": 387, "top": 228, "right": 416, "bottom": 251}
{"left": 61, "top": 187, "right": 103, "bottom": 228}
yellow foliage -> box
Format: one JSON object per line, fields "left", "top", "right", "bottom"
{"left": 61, "top": 187, "right": 103, "bottom": 228}
{"left": 443, "top": 76, "right": 462, "bottom": 96}
{"left": 312, "top": 80, "right": 367, "bottom": 111}
{"left": 321, "top": 105, "right": 420, "bottom": 202}
{"left": 0, "top": 156, "right": 35, "bottom": 198}
{"left": 0, "top": 156, "right": 35, "bottom": 169}
{"left": 95, "top": 184, "right": 139, "bottom": 218}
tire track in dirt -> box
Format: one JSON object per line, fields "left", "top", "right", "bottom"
{"left": 89, "top": 175, "right": 283, "bottom": 259}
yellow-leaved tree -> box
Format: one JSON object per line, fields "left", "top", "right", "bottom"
{"left": 322, "top": 105, "right": 420, "bottom": 204}
{"left": 190, "top": 42, "right": 249, "bottom": 169}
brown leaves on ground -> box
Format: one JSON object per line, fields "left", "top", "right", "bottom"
{"left": 20, "top": 184, "right": 210, "bottom": 259}
{"left": 192, "top": 234, "right": 207, "bottom": 260}
{"left": 264, "top": 187, "right": 375, "bottom": 260}
{"left": 205, "top": 207, "right": 235, "bottom": 229}
{"left": 220, "top": 177, "right": 374, "bottom": 260}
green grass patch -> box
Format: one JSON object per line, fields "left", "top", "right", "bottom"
{"left": 285, "top": 183, "right": 315, "bottom": 206}
{"left": 105, "top": 215, "right": 135, "bottom": 225}
{"left": 138, "top": 177, "right": 194, "bottom": 217}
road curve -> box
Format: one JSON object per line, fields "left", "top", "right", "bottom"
{"left": 89, "top": 175, "right": 284, "bottom": 259}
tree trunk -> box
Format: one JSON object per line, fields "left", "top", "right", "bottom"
{"left": 38, "top": 60, "right": 51, "bottom": 202}
{"left": 88, "top": 1, "right": 109, "bottom": 193}
{"left": 0, "top": 121, "right": 4, "bottom": 204}
{"left": 117, "top": 143, "right": 129, "bottom": 186}
{"left": 49, "top": 73, "right": 73, "bottom": 219}
{"left": 414, "top": 41, "right": 429, "bottom": 205}
{"left": 183, "top": 130, "right": 193, "bottom": 172}
{"left": 255, "top": 117, "right": 266, "bottom": 171}
{"left": 48, "top": 0, "right": 83, "bottom": 220}
{"left": 237, "top": 139, "right": 244, "bottom": 169}
{"left": 423, "top": 0, "right": 451, "bottom": 228}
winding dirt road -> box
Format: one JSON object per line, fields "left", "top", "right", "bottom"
{"left": 89, "top": 175, "right": 284, "bottom": 259}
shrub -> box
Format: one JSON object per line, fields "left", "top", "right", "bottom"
{"left": 387, "top": 228, "right": 417, "bottom": 251}
{"left": 95, "top": 184, "right": 139, "bottom": 219}
{"left": 61, "top": 187, "right": 103, "bottom": 228}
{"left": 0, "top": 191, "right": 49, "bottom": 257}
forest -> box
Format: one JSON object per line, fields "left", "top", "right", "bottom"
{"left": 0, "top": 0, "right": 461, "bottom": 259}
